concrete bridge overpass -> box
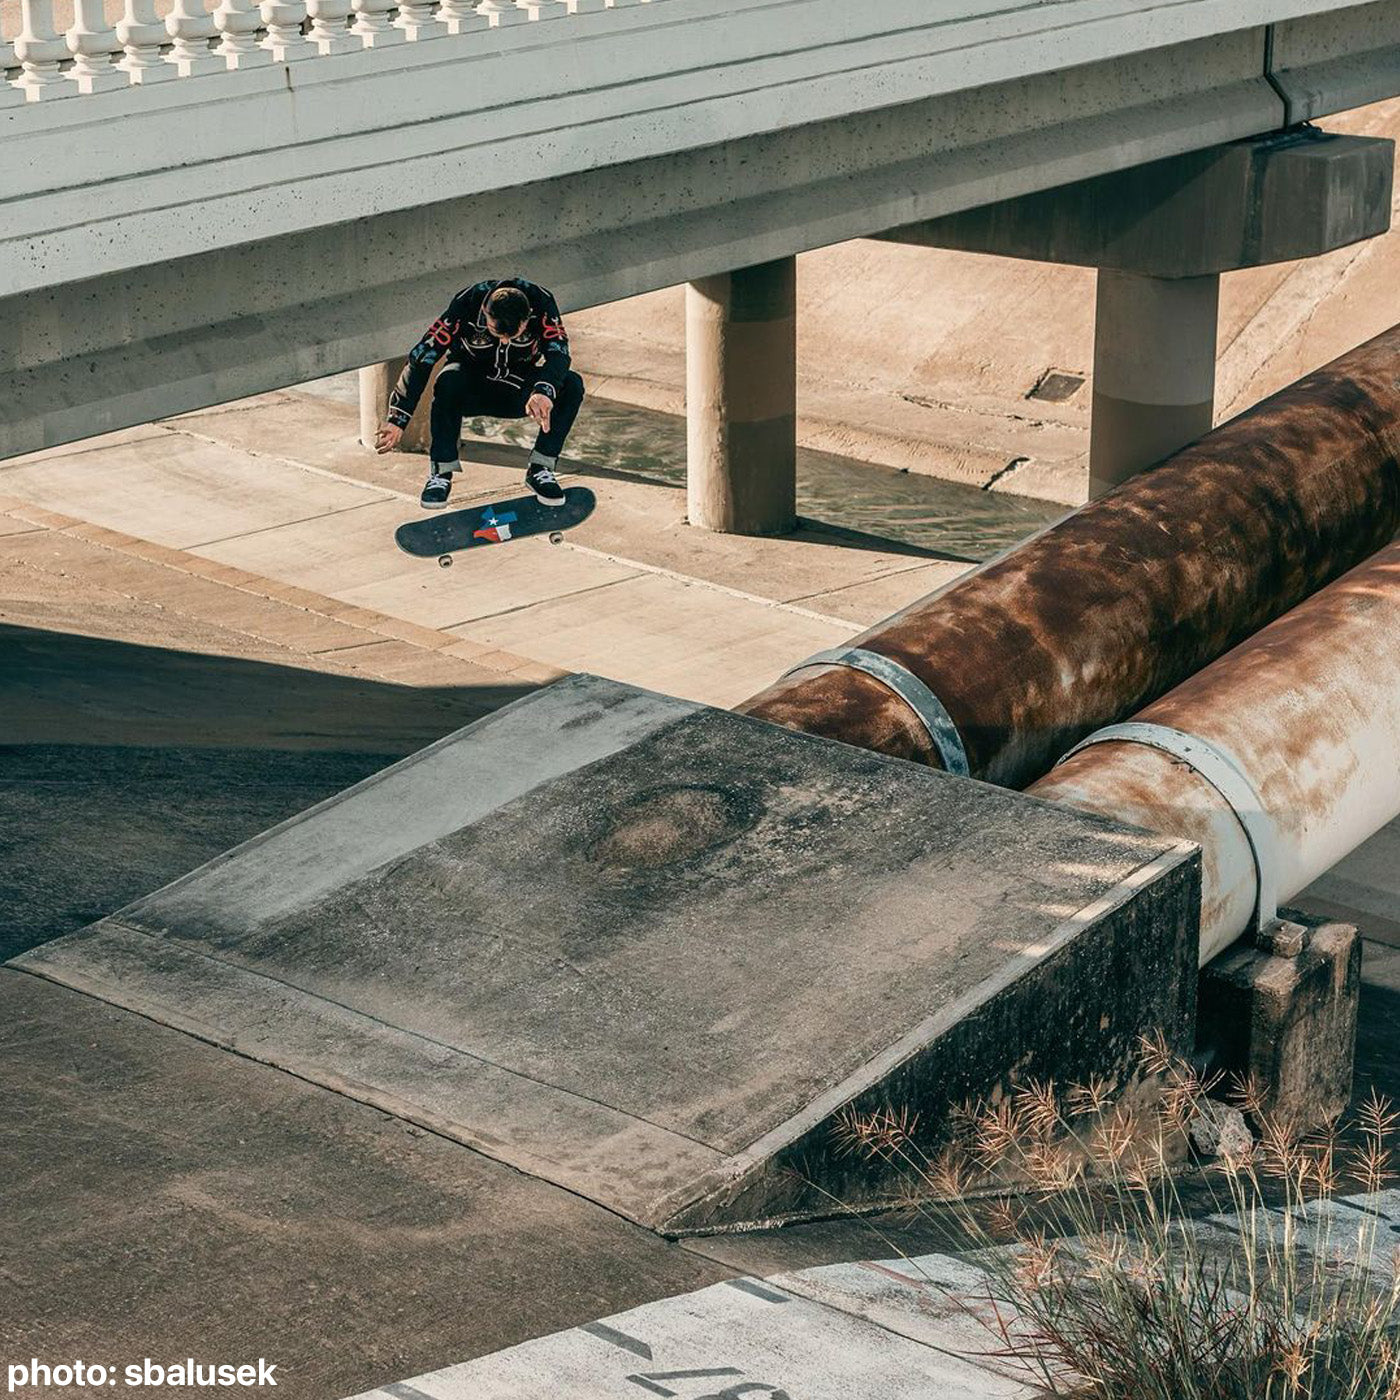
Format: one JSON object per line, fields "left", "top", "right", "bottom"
{"left": 4, "top": 0, "right": 1400, "bottom": 503}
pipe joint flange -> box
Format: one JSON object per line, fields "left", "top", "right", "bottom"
{"left": 782, "top": 646, "right": 969, "bottom": 777}
{"left": 1057, "top": 720, "right": 1278, "bottom": 934}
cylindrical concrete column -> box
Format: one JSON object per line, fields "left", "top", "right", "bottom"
{"left": 686, "top": 257, "right": 797, "bottom": 535}
{"left": 359, "top": 357, "right": 433, "bottom": 453}
{"left": 1089, "top": 270, "right": 1219, "bottom": 498}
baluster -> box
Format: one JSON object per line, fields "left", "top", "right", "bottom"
{"left": 213, "top": 0, "right": 272, "bottom": 66}
{"left": 349, "top": 0, "right": 403, "bottom": 46}
{"left": 261, "top": 0, "right": 314, "bottom": 59}
{"left": 13, "top": 0, "right": 70, "bottom": 100}
{"left": 260, "top": 0, "right": 314, "bottom": 59}
{"left": 474, "top": 0, "right": 526, "bottom": 24}
{"left": 117, "top": 0, "right": 176, "bottom": 81}
{"left": 551, "top": 0, "right": 608, "bottom": 11}
{"left": 166, "top": 0, "right": 223, "bottom": 76}
{"left": 436, "top": 0, "right": 485, "bottom": 34}
{"left": 66, "top": 0, "right": 127, "bottom": 91}
{"left": 394, "top": 0, "right": 443, "bottom": 42}
{"left": 511, "top": 0, "right": 565, "bottom": 16}
{"left": 306, "top": 0, "right": 356, "bottom": 53}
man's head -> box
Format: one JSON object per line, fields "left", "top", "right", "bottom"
{"left": 484, "top": 286, "right": 531, "bottom": 341}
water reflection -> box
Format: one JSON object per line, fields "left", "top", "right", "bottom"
{"left": 303, "top": 375, "right": 1064, "bottom": 562}
{"left": 469, "top": 398, "right": 1065, "bottom": 562}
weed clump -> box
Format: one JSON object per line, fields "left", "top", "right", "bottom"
{"left": 834, "top": 1035, "right": 1400, "bottom": 1400}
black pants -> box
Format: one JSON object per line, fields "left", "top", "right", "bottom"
{"left": 429, "top": 366, "right": 585, "bottom": 466}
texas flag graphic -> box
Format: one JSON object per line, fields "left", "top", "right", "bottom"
{"left": 473, "top": 507, "right": 517, "bottom": 544}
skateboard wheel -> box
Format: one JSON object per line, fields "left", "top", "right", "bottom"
{"left": 549, "top": 531, "right": 564, "bottom": 545}
{"left": 438, "top": 554, "right": 453, "bottom": 568}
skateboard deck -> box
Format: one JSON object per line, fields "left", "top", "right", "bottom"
{"left": 395, "top": 487, "right": 596, "bottom": 566}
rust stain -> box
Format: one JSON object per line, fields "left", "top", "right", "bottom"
{"left": 739, "top": 327, "right": 1400, "bottom": 788}
{"left": 1029, "top": 542, "right": 1400, "bottom": 955}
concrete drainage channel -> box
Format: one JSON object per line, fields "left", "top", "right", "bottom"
{"left": 15, "top": 324, "right": 1400, "bottom": 1235}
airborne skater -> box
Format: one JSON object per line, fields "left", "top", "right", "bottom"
{"left": 375, "top": 278, "right": 585, "bottom": 510}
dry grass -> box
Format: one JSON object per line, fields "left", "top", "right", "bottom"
{"left": 834, "top": 1036, "right": 1400, "bottom": 1400}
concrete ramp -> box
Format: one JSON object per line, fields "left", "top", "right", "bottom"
{"left": 13, "top": 675, "right": 1198, "bottom": 1233}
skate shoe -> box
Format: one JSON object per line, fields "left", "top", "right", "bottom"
{"left": 420, "top": 468, "right": 453, "bottom": 510}
{"left": 525, "top": 455, "right": 565, "bottom": 508}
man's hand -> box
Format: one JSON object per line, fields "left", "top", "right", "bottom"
{"left": 526, "top": 393, "right": 553, "bottom": 433}
{"left": 375, "top": 422, "right": 404, "bottom": 455}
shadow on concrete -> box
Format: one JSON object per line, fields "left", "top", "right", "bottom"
{"left": 1, "top": 623, "right": 535, "bottom": 958}
{"left": 1354, "top": 964, "right": 1400, "bottom": 1106}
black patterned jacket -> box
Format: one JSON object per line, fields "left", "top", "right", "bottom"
{"left": 386, "top": 278, "right": 571, "bottom": 427}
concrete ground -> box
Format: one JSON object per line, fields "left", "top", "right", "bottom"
{"left": 0, "top": 382, "right": 977, "bottom": 1397}
{"left": 3, "top": 383, "right": 1400, "bottom": 1398}
{"left": 1, "top": 390, "right": 968, "bottom": 710}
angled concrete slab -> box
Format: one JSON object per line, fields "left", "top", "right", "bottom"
{"left": 13, "top": 675, "right": 1198, "bottom": 1233}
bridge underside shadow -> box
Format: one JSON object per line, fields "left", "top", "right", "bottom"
{"left": 13, "top": 674, "right": 1199, "bottom": 1233}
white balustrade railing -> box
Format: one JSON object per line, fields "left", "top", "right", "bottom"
{"left": 2, "top": 0, "right": 650, "bottom": 102}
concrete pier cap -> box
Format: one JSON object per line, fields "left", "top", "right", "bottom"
{"left": 14, "top": 675, "right": 1199, "bottom": 1234}
{"left": 881, "top": 127, "right": 1394, "bottom": 495}
{"left": 881, "top": 127, "right": 1394, "bottom": 279}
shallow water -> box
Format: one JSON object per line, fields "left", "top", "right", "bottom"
{"left": 303, "top": 375, "right": 1066, "bottom": 563}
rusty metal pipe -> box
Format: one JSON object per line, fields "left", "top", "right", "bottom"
{"left": 1029, "top": 543, "right": 1400, "bottom": 964}
{"left": 739, "top": 325, "right": 1400, "bottom": 789}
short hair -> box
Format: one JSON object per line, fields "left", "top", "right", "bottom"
{"left": 485, "top": 286, "right": 530, "bottom": 334}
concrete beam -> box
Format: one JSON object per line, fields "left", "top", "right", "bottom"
{"left": 1274, "top": 0, "right": 1400, "bottom": 121}
{"left": 878, "top": 128, "right": 1394, "bottom": 277}
{"left": 0, "top": 23, "right": 1288, "bottom": 460}
{"left": 686, "top": 259, "right": 797, "bottom": 536}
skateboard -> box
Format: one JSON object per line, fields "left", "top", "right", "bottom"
{"left": 394, "top": 487, "right": 596, "bottom": 568}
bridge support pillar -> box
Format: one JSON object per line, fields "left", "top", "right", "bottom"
{"left": 686, "top": 257, "right": 797, "bottom": 535}
{"left": 358, "top": 357, "right": 433, "bottom": 454}
{"left": 877, "top": 128, "right": 1393, "bottom": 498}
{"left": 1090, "top": 271, "right": 1218, "bottom": 498}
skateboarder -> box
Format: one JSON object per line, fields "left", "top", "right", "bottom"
{"left": 374, "top": 278, "right": 585, "bottom": 510}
